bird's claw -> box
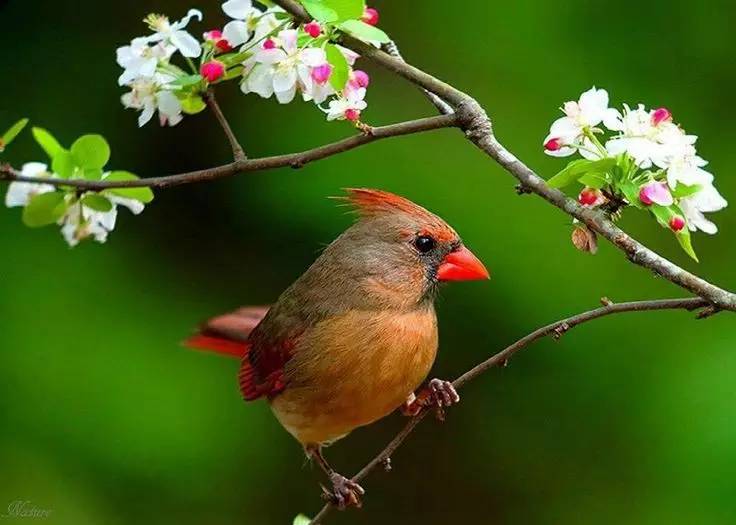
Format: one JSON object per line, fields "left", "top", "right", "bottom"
{"left": 321, "top": 473, "right": 365, "bottom": 509}
{"left": 401, "top": 378, "right": 460, "bottom": 421}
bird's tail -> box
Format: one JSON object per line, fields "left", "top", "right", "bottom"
{"left": 184, "top": 306, "right": 269, "bottom": 359}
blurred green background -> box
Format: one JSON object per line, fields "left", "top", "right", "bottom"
{"left": 1, "top": 0, "right": 735, "bottom": 523}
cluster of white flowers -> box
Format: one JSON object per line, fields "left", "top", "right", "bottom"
{"left": 543, "top": 87, "right": 727, "bottom": 237}
{"left": 116, "top": 1, "right": 379, "bottom": 127}
{"left": 5, "top": 163, "right": 145, "bottom": 247}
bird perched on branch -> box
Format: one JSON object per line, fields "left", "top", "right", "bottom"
{"left": 186, "top": 188, "right": 489, "bottom": 508}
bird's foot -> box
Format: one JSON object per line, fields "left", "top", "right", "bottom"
{"left": 321, "top": 473, "right": 365, "bottom": 509}
{"left": 401, "top": 378, "right": 460, "bottom": 421}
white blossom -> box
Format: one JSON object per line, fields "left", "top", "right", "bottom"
{"left": 543, "top": 87, "right": 620, "bottom": 157}
{"left": 242, "top": 30, "right": 326, "bottom": 104}
{"left": 325, "top": 87, "right": 367, "bottom": 121}
{"left": 680, "top": 184, "right": 728, "bottom": 234}
{"left": 116, "top": 38, "right": 174, "bottom": 86}
{"left": 121, "top": 74, "right": 183, "bottom": 127}
{"left": 141, "top": 9, "right": 203, "bottom": 58}
{"left": 5, "top": 163, "right": 56, "bottom": 207}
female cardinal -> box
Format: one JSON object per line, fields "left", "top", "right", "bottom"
{"left": 186, "top": 189, "right": 489, "bottom": 507}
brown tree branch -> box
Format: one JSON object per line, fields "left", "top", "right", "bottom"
{"left": 308, "top": 296, "right": 711, "bottom": 524}
{"left": 0, "top": 114, "right": 458, "bottom": 190}
{"left": 204, "top": 89, "right": 247, "bottom": 161}
{"left": 271, "top": 0, "right": 736, "bottom": 313}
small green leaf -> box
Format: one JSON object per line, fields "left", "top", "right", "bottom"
{"left": 81, "top": 194, "right": 113, "bottom": 212}
{"left": 650, "top": 203, "right": 672, "bottom": 228}
{"left": 180, "top": 94, "right": 207, "bottom": 115}
{"left": 618, "top": 180, "right": 643, "bottom": 209}
{"left": 672, "top": 183, "right": 703, "bottom": 199}
{"left": 676, "top": 227, "right": 699, "bottom": 262}
{"left": 102, "top": 171, "right": 154, "bottom": 203}
{"left": 52, "top": 150, "right": 76, "bottom": 179}
{"left": 22, "top": 191, "right": 68, "bottom": 227}
{"left": 323, "top": 0, "right": 364, "bottom": 20}
{"left": 301, "top": 0, "right": 339, "bottom": 22}
{"left": 83, "top": 168, "right": 105, "bottom": 181}
{"left": 1, "top": 118, "right": 29, "bottom": 150}
{"left": 170, "top": 74, "right": 204, "bottom": 88}
{"left": 71, "top": 134, "right": 110, "bottom": 170}
{"left": 293, "top": 514, "right": 312, "bottom": 525}
{"left": 32, "top": 127, "right": 64, "bottom": 159}
{"left": 339, "top": 19, "right": 390, "bottom": 43}
{"left": 221, "top": 51, "right": 254, "bottom": 67}
{"left": 325, "top": 43, "right": 349, "bottom": 90}
{"left": 223, "top": 66, "right": 244, "bottom": 81}
{"left": 547, "top": 159, "right": 592, "bottom": 189}
{"left": 578, "top": 172, "right": 608, "bottom": 189}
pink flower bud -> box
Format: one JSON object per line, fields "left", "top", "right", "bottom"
{"left": 203, "top": 29, "right": 233, "bottom": 53}
{"left": 344, "top": 108, "right": 361, "bottom": 121}
{"left": 200, "top": 60, "right": 226, "bottom": 83}
{"left": 311, "top": 63, "right": 333, "bottom": 84}
{"left": 578, "top": 188, "right": 603, "bottom": 207}
{"left": 349, "top": 70, "right": 370, "bottom": 89}
{"left": 544, "top": 137, "right": 563, "bottom": 151}
{"left": 669, "top": 215, "right": 686, "bottom": 232}
{"left": 362, "top": 7, "right": 379, "bottom": 26}
{"left": 304, "top": 21, "right": 322, "bottom": 38}
{"left": 639, "top": 181, "right": 674, "bottom": 206}
{"left": 263, "top": 38, "right": 276, "bottom": 50}
{"left": 651, "top": 107, "right": 672, "bottom": 126}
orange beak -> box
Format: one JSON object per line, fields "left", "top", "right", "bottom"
{"left": 436, "top": 246, "right": 490, "bottom": 282}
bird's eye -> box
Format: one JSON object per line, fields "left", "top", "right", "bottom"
{"left": 414, "top": 235, "right": 436, "bottom": 254}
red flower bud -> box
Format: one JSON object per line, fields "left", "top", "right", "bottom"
{"left": 651, "top": 107, "right": 672, "bottom": 126}
{"left": 361, "top": 7, "right": 379, "bottom": 26}
{"left": 311, "top": 63, "right": 333, "bottom": 84}
{"left": 544, "top": 137, "right": 563, "bottom": 151}
{"left": 304, "top": 21, "right": 322, "bottom": 38}
{"left": 263, "top": 38, "right": 276, "bottom": 50}
{"left": 200, "top": 60, "right": 225, "bottom": 83}
{"left": 669, "top": 215, "right": 686, "bottom": 232}
{"left": 344, "top": 109, "right": 361, "bottom": 122}
{"left": 578, "top": 187, "right": 602, "bottom": 206}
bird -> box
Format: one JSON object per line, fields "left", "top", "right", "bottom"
{"left": 186, "top": 188, "right": 489, "bottom": 507}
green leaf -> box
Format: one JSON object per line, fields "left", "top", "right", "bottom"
{"left": 339, "top": 19, "right": 390, "bottom": 43}
{"left": 672, "top": 183, "right": 703, "bottom": 199}
{"left": 180, "top": 94, "right": 207, "bottom": 115}
{"left": 102, "top": 171, "right": 154, "bottom": 203}
{"left": 547, "top": 159, "right": 591, "bottom": 189}
{"left": 51, "top": 149, "right": 76, "bottom": 179}
{"left": 1, "top": 118, "right": 29, "bottom": 150}
{"left": 32, "top": 127, "right": 64, "bottom": 159}
{"left": 618, "top": 180, "right": 643, "bottom": 209}
{"left": 323, "top": 0, "right": 363, "bottom": 20}
{"left": 221, "top": 51, "right": 253, "bottom": 67}
{"left": 22, "top": 191, "right": 68, "bottom": 228}
{"left": 223, "top": 66, "right": 244, "bottom": 81}
{"left": 676, "top": 227, "right": 699, "bottom": 262}
{"left": 71, "top": 134, "right": 110, "bottom": 170}
{"left": 578, "top": 172, "right": 608, "bottom": 189}
{"left": 325, "top": 43, "right": 349, "bottom": 90}
{"left": 170, "top": 74, "right": 204, "bottom": 88}
{"left": 293, "top": 514, "right": 312, "bottom": 525}
{"left": 301, "top": 0, "right": 339, "bottom": 22}
{"left": 81, "top": 194, "right": 113, "bottom": 212}
{"left": 650, "top": 204, "right": 672, "bottom": 228}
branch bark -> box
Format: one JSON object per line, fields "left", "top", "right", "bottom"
{"left": 205, "top": 89, "right": 247, "bottom": 162}
{"left": 0, "top": 114, "right": 457, "bottom": 190}
{"left": 308, "top": 296, "right": 710, "bottom": 524}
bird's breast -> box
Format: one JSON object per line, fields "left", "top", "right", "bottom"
{"left": 270, "top": 306, "right": 438, "bottom": 445}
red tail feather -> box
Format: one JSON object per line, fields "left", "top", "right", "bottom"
{"left": 184, "top": 335, "right": 249, "bottom": 358}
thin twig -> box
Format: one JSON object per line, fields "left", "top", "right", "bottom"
{"left": 205, "top": 89, "right": 246, "bottom": 161}
{"left": 271, "top": 0, "right": 736, "bottom": 313}
{"left": 0, "top": 114, "right": 458, "bottom": 190}
{"left": 308, "top": 296, "right": 710, "bottom": 524}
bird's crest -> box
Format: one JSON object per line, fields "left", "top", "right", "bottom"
{"left": 335, "top": 188, "right": 457, "bottom": 241}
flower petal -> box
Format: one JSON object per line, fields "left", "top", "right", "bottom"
{"left": 223, "top": 0, "right": 254, "bottom": 20}
{"left": 170, "top": 30, "right": 202, "bottom": 58}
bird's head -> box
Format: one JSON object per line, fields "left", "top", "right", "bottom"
{"left": 328, "top": 188, "right": 489, "bottom": 308}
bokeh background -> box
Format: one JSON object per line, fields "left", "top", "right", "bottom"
{"left": 1, "top": 0, "right": 735, "bottom": 523}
